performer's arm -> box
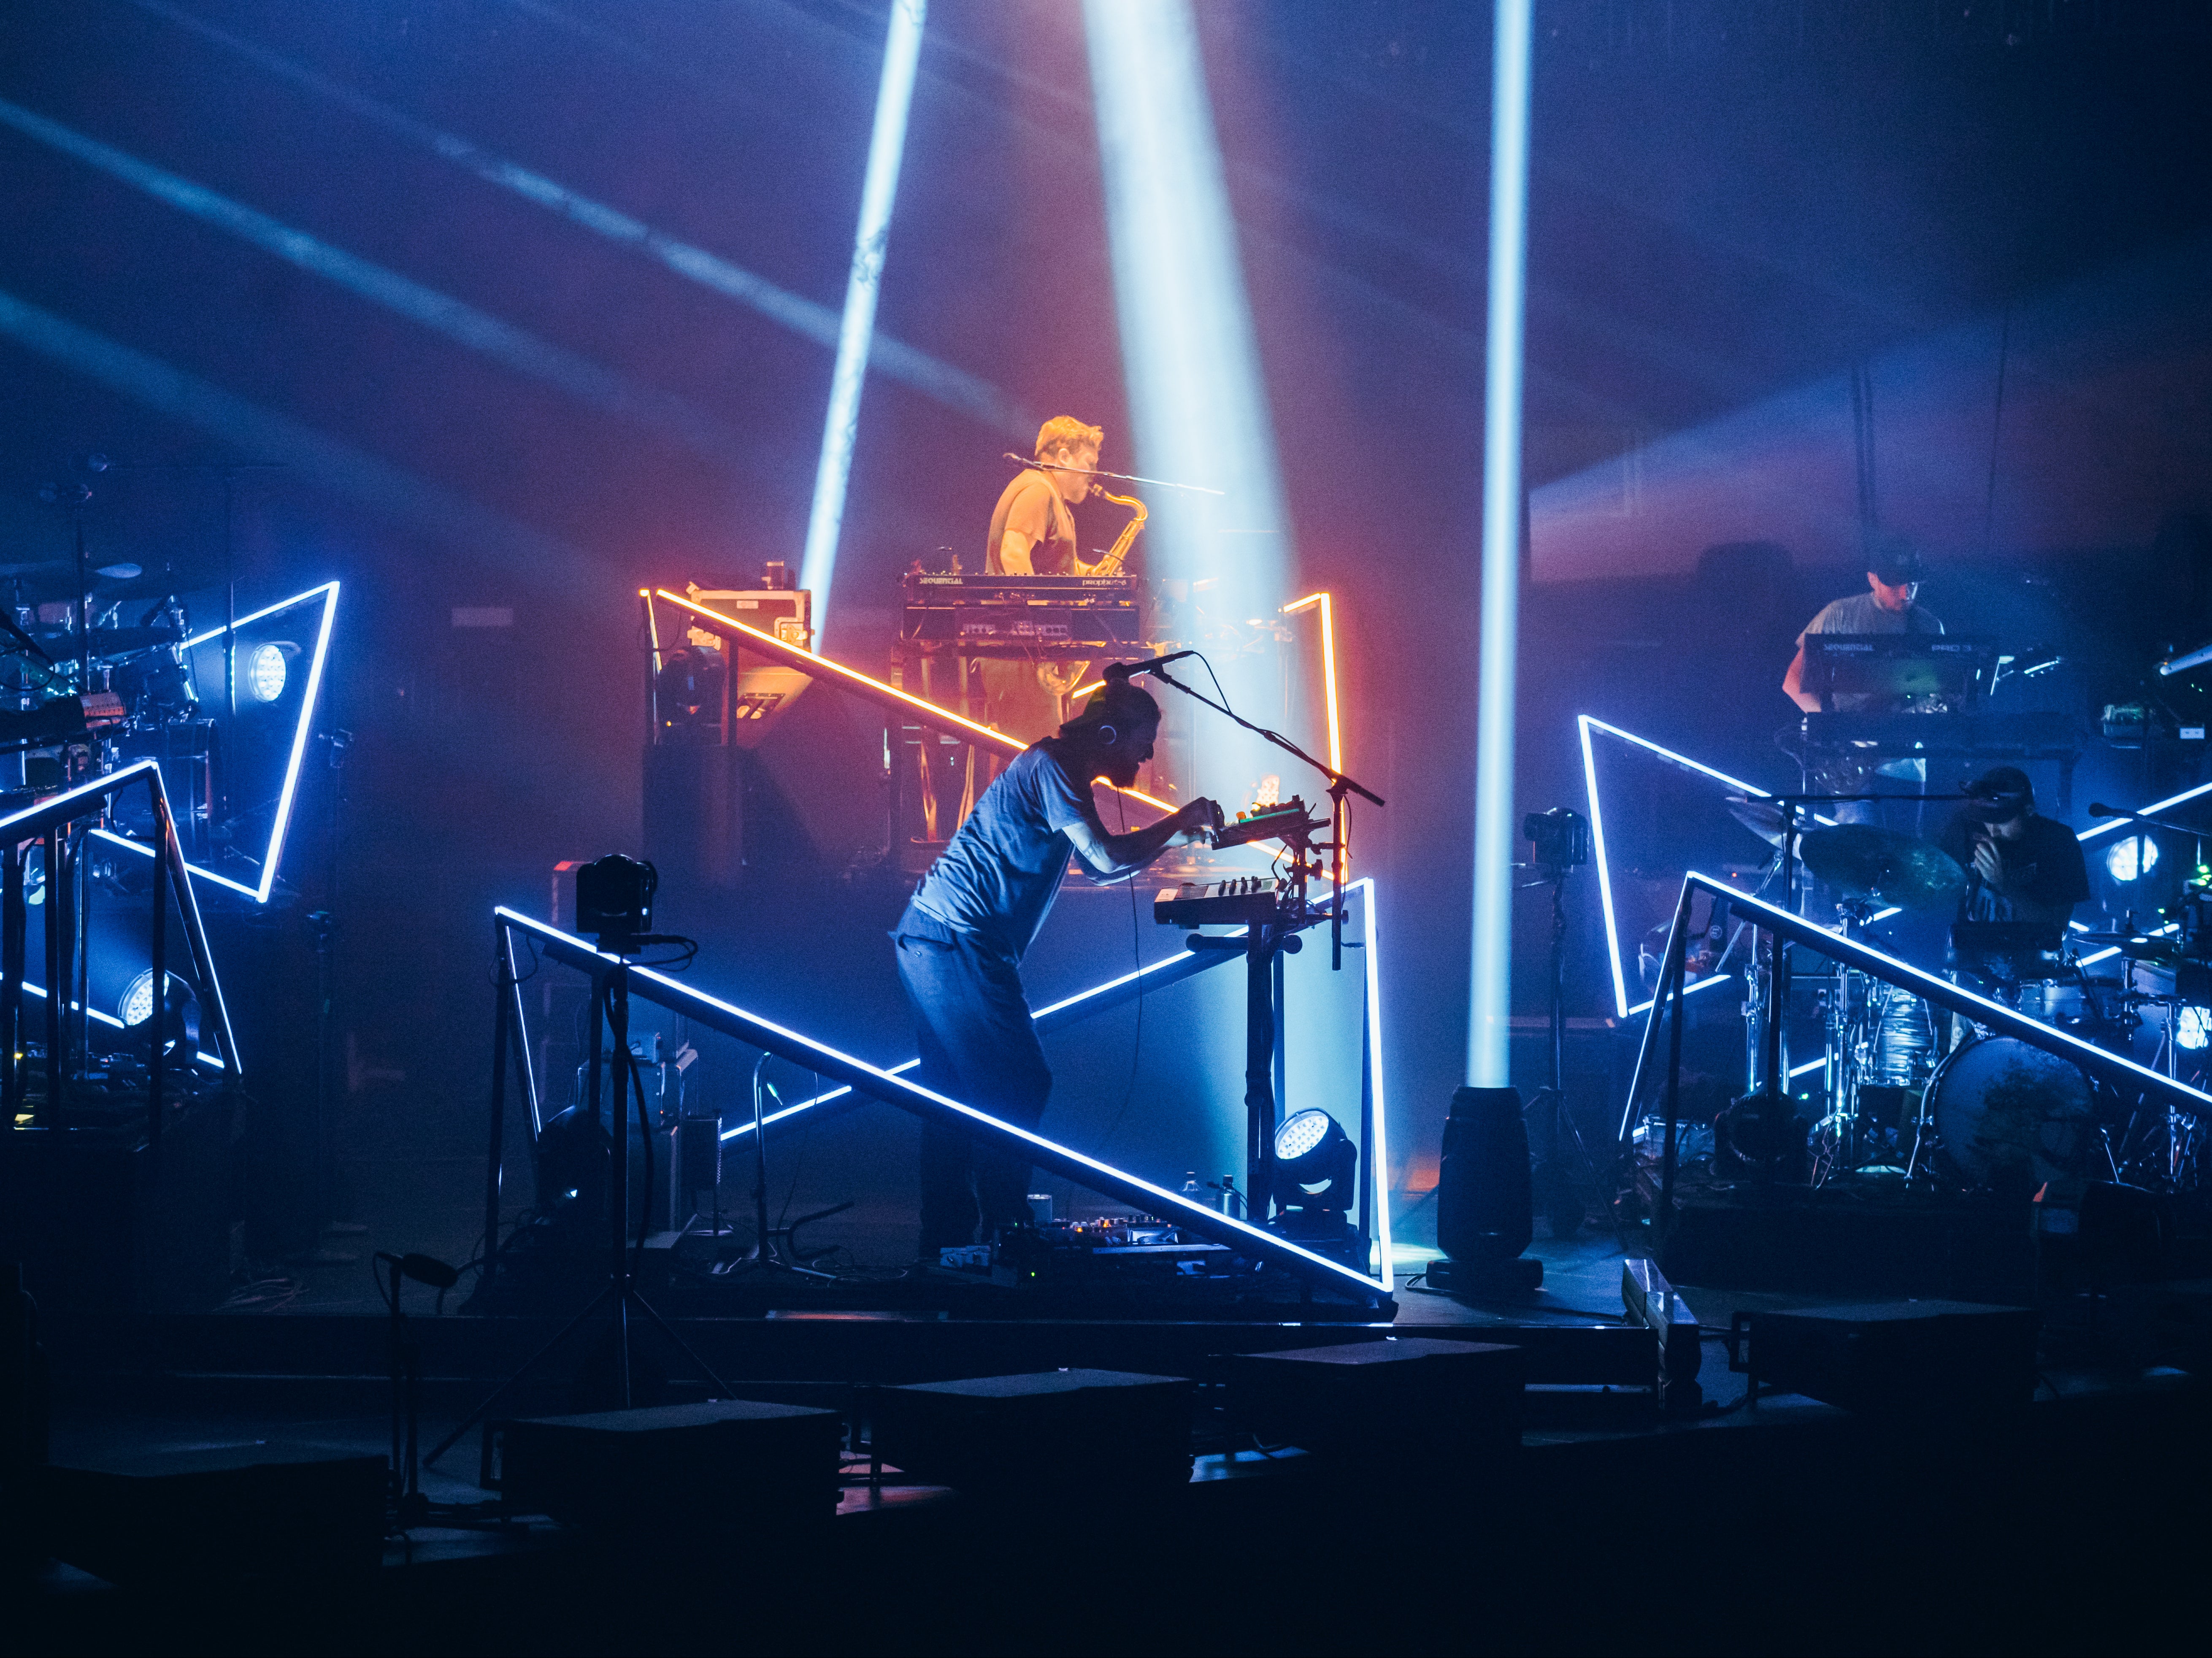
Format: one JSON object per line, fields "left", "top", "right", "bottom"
{"left": 1063, "top": 799, "right": 1220, "bottom": 882}
{"left": 1782, "top": 639, "right": 1823, "bottom": 713}
{"left": 998, "top": 529, "right": 1036, "bottom": 575}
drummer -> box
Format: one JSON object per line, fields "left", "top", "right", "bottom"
{"left": 1938, "top": 766, "right": 2090, "bottom": 925}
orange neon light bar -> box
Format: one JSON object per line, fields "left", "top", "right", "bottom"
{"left": 1283, "top": 591, "right": 1348, "bottom": 879}
{"left": 653, "top": 590, "right": 1176, "bottom": 814}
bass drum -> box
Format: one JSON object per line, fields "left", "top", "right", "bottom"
{"left": 1927, "top": 1035, "right": 2097, "bottom": 1192}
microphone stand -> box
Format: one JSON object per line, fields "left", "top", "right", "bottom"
{"left": 1139, "top": 663, "right": 1384, "bottom": 971}
{"left": 1126, "top": 661, "right": 1385, "bottom": 1236}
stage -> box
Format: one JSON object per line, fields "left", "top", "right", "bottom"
{"left": 18, "top": 1225, "right": 2212, "bottom": 1655}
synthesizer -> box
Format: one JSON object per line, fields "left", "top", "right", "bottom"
{"left": 1796, "top": 711, "right": 2077, "bottom": 758}
{"left": 1154, "top": 876, "right": 1297, "bottom": 928}
{"left": 900, "top": 572, "right": 1146, "bottom": 650}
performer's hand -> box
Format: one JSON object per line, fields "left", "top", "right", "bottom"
{"left": 1971, "top": 838, "right": 2005, "bottom": 889}
{"left": 1170, "top": 798, "right": 1224, "bottom": 847}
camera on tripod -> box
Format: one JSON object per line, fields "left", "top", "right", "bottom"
{"left": 574, "top": 854, "right": 657, "bottom": 944}
{"left": 1523, "top": 807, "right": 1590, "bottom": 873}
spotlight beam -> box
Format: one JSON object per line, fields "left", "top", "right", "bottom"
{"left": 124, "top": 0, "right": 1021, "bottom": 434}
{"left": 1467, "top": 0, "right": 1533, "bottom": 1089}
{"left": 800, "top": 0, "right": 928, "bottom": 632}
{"left": 0, "top": 97, "right": 744, "bottom": 466}
{"left": 0, "top": 289, "right": 590, "bottom": 589}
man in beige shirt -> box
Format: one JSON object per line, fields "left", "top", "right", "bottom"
{"left": 987, "top": 415, "right": 1101, "bottom": 575}
{"left": 977, "top": 417, "right": 1104, "bottom": 739}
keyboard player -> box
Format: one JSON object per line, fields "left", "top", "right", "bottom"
{"left": 1781, "top": 540, "right": 1943, "bottom": 824}
{"left": 891, "top": 679, "right": 1222, "bottom": 1258}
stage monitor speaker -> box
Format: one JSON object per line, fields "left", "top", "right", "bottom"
{"left": 38, "top": 1444, "right": 385, "bottom": 1588}
{"left": 1218, "top": 1337, "right": 1522, "bottom": 1469}
{"left": 501, "top": 1400, "right": 843, "bottom": 1536}
{"left": 1436, "top": 1085, "right": 1533, "bottom": 1263}
{"left": 1744, "top": 1300, "right": 2038, "bottom": 1417}
{"left": 871, "top": 1369, "right": 1193, "bottom": 1498}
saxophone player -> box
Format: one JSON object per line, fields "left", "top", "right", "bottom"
{"left": 979, "top": 417, "right": 1104, "bottom": 740}
{"left": 988, "top": 416, "right": 1101, "bottom": 576}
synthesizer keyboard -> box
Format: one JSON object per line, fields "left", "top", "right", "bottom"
{"left": 1153, "top": 876, "right": 1296, "bottom": 928}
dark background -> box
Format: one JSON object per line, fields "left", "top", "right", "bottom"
{"left": 2, "top": 0, "right": 2208, "bottom": 1247}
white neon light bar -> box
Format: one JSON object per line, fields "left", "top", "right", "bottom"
{"left": 88, "top": 581, "right": 344, "bottom": 903}
{"left": 207, "top": 581, "right": 337, "bottom": 903}
{"left": 1626, "top": 974, "right": 1733, "bottom": 1019}
{"left": 2, "top": 757, "right": 240, "bottom": 1069}
{"left": 493, "top": 908, "right": 1385, "bottom": 1298}
{"left": 1580, "top": 715, "right": 1782, "bottom": 1020}
{"left": 1787, "top": 1057, "right": 1825, "bottom": 1079}
{"left": 1353, "top": 876, "right": 1395, "bottom": 1291}
{"left": 18, "top": 980, "right": 222, "bottom": 1071}
{"left": 1697, "top": 876, "right": 2212, "bottom": 1112}
{"left": 723, "top": 930, "right": 1253, "bottom": 1141}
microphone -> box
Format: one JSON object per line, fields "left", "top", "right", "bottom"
{"left": 2088, "top": 803, "right": 2127, "bottom": 819}
{"left": 1103, "top": 649, "right": 1198, "bottom": 682}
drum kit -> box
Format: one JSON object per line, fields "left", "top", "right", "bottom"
{"left": 0, "top": 536, "right": 248, "bottom": 906}
{"left": 1739, "top": 817, "right": 2203, "bottom": 1197}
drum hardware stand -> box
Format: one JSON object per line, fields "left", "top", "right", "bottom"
{"left": 428, "top": 940, "right": 733, "bottom": 1478}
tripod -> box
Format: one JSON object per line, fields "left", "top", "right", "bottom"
{"left": 427, "top": 953, "right": 731, "bottom": 1475}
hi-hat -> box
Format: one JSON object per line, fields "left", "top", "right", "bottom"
{"left": 1799, "top": 824, "right": 1967, "bottom": 910}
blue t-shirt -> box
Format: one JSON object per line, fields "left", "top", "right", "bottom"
{"left": 909, "top": 738, "right": 1096, "bottom": 960}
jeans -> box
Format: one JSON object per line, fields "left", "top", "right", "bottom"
{"left": 892, "top": 909, "right": 1052, "bottom": 1254}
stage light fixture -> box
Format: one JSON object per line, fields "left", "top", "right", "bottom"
{"left": 2179, "top": 1006, "right": 2208, "bottom": 1052}
{"left": 118, "top": 968, "right": 200, "bottom": 1054}
{"left": 1272, "top": 1107, "right": 1356, "bottom": 1209}
{"left": 246, "top": 641, "right": 288, "bottom": 703}
{"left": 2105, "top": 837, "right": 2159, "bottom": 882}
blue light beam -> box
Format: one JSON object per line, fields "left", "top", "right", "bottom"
{"left": 0, "top": 96, "right": 745, "bottom": 467}
{"left": 0, "top": 288, "right": 593, "bottom": 592}
{"left": 1468, "top": 0, "right": 1534, "bottom": 1088}
{"left": 125, "top": 0, "right": 1022, "bottom": 436}
{"left": 800, "top": 0, "right": 927, "bottom": 633}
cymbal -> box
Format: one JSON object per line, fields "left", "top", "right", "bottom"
{"left": 1799, "top": 824, "right": 1967, "bottom": 910}
{"left": 24, "top": 624, "right": 180, "bottom": 660}
{"left": 0, "top": 559, "right": 143, "bottom": 588}
{"left": 2073, "top": 931, "right": 2180, "bottom": 957}
{"left": 1725, "top": 798, "right": 1790, "bottom": 848}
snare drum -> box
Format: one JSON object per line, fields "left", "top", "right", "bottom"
{"left": 1926, "top": 1035, "right": 2097, "bottom": 1191}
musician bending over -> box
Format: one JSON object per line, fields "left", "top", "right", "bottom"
{"left": 891, "top": 680, "right": 1223, "bottom": 1257}
{"left": 1941, "top": 766, "right": 2090, "bottom": 926}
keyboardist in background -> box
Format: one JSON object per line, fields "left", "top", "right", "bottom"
{"left": 891, "top": 679, "right": 1223, "bottom": 1258}
{"left": 1782, "top": 540, "right": 1943, "bottom": 714}
{"left": 1781, "top": 539, "right": 1942, "bottom": 824}
{"left": 979, "top": 416, "right": 1103, "bottom": 741}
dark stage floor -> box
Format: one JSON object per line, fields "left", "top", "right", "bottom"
{"left": 16, "top": 1220, "right": 2212, "bottom": 1656}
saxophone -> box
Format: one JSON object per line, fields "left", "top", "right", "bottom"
{"left": 1041, "top": 486, "right": 1149, "bottom": 703}
{"left": 1078, "top": 485, "right": 1147, "bottom": 576}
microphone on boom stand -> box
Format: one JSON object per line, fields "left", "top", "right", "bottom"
{"left": 1103, "top": 650, "right": 1198, "bottom": 682}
